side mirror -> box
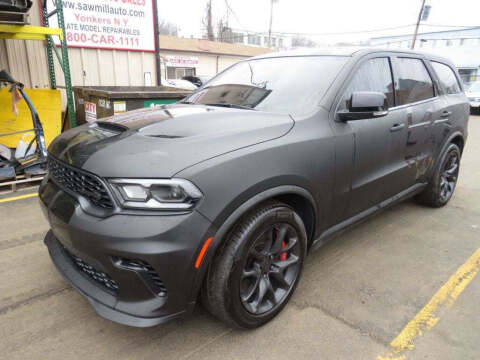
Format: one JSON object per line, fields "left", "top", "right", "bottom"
{"left": 338, "top": 91, "right": 389, "bottom": 121}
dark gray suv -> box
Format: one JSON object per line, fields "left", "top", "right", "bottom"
{"left": 40, "top": 48, "right": 469, "bottom": 329}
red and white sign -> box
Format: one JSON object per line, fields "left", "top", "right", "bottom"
{"left": 47, "top": 0, "right": 155, "bottom": 52}
{"left": 84, "top": 101, "right": 97, "bottom": 122}
{"left": 163, "top": 55, "right": 199, "bottom": 67}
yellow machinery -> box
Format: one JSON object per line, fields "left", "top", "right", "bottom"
{"left": 0, "top": 0, "right": 74, "bottom": 190}
{"left": 0, "top": 87, "right": 61, "bottom": 148}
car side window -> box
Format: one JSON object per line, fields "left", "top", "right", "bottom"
{"left": 395, "top": 58, "right": 434, "bottom": 105}
{"left": 431, "top": 61, "right": 462, "bottom": 95}
{"left": 339, "top": 57, "right": 394, "bottom": 111}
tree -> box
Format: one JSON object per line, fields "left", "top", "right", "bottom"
{"left": 217, "top": 19, "right": 234, "bottom": 43}
{"left": 158, "top": 19, "right": 179, "bottom": 36}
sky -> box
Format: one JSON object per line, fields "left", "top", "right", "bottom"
{"left": 158, "top": 0, "right": 480, "bottom": 45}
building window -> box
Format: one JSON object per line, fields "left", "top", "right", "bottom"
{"left": 446, "top": 39, "right": 453, "bottom": 46}
{"left": 167, "top": 67, "right": 196, "bottom": 79}
{"left": 232, "top": 32, "right": 244, "bottom": 43}
{"left": 271, "top": 37, "right": 276, "bottom": 47}
{"left": 279, "top": 38, "right": 283, "bottom": 48}
{"left": 264, "top": 36, "right": 269, "bottom": 45}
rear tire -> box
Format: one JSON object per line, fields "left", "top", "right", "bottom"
{"left": 415, "top": 143, "right": 461, "bottom": 207}
{"left": 201, "top": 201, "right": 307, "bottom": 328}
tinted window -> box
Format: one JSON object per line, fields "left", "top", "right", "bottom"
{"left": 184, "top": 56, "right": 348, "bottom": 117}
{"left": 340, "top": 57, "right": 394, "bottom": 110}
{"left": 431, "top": 62, "right": 461, "bottom": 94}
{"left": 396, "top": 58, "right": 434, "bottom": 105}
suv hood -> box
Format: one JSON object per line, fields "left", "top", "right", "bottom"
{"left": 48, "top": 104, "right": 294, "bottom": 178}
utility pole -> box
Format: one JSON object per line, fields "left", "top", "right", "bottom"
{"left": 152, "top": 0, "right": 161, "bottom": 85}
{"left": 268, "top": 0, "right": 276, "bottom": 47}
{"left": 206, "top": 0, "right": 214, "bottom": 41}
{"left": 411, "top": 0, "right": 426, "bottom": 49}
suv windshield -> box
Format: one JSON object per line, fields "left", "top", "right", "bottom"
{"left": 184, "top": 56, "right": 348, "bottom": 117}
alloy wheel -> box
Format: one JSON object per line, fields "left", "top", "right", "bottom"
{"left": 240, "top": 223, "right": 301, "bottom": 315}
{"left": 439, "top": 150, "right": 459, "bottom": 203}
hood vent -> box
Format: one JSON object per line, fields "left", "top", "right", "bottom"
{"left": 146, "top": 134, "right": 184, "bottom": 139}
{"left": 95, "top": 121, "right": 128, "bottom": 134}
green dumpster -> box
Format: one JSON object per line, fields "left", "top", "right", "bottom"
{"left": 73, "top": 86, "right": 192, "bottom": 126}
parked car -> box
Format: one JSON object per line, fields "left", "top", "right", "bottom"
{"left": 466, "top": 81, "right": 480, "bottom": 114}
{"left": 163, "top": 78, "right": 197, "bottom": 91}
{"left": 40, "top": 48, "right": 469, "bottom": 329}
{"left": 182, "top": 75, "right": 212, "bottom": 88}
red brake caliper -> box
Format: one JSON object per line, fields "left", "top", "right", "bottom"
{"left": 280, "top": 241, "right": 288, "bottom": 261}
{"left": 274, "top": 229, "right": 288, "bottom": 261}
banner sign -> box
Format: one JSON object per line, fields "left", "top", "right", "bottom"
{"left": 163, "top": 55, "right": 199, "bottom": 67}
{"left": 47, "top": 0, "right": 155, "bottom": 52}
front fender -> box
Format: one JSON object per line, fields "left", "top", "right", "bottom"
{"left": 188, "top": 184, "right": 317, "bottom": 303}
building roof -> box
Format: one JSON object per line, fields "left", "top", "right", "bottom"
{"left": 252, "top": 47, "right": 364, "bottom": 58}
{"left": 159, "top": 35, "right": 271, "bottom": 57}
{"left": 371, "top": 26, "right": 480, "bottom": 40}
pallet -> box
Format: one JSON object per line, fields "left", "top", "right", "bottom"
{"left": 0, "top": 173, "right": 43, "bottom": 193}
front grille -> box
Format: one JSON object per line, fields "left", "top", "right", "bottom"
{"left": 48, "top": 156, "right": 114, "bottom": 209}
{"left": 114, "top": 258, "right": 167, "bottom": 297}
{"left": 64, "top": 246, "right": 120, "bottom": 293}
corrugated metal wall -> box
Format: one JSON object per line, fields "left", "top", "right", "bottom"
{"left": 0, "top": 2, "right": 246, "bottom": 94}
{"left": 0, "top": 4, "right": 50, "bottom": 88}
{"left": 0, "top": 1, "right": 158, "bottom": 89}
{"left": 51, "top": 48, "right": 157, "bottom": 88}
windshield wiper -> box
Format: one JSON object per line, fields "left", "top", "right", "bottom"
{"left": 205, "top": 103, "right": 256, "bottom": 110}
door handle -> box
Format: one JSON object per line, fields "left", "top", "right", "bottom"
{"left": 390, "top": 123, "right": 405, "bottom": 132}
{"left": 441, "top": 111, "right": 452, "bottom": 118}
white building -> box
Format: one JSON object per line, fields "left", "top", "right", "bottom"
{"left": 216, "top": 28, "right": 293, "bottom": 51}
{"left": 370, "top": 27, "right": 480, "bottom": 85}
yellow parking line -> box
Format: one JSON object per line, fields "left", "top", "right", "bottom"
{"left": 0, "top": 193, "right": 38, "bottom": 203}
{"left": 377, "top": 248, "right": 480, "bottom": 360}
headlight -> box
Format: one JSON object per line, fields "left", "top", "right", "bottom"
{"left": 109, "top": 178, "right": 203, "bottom": 210}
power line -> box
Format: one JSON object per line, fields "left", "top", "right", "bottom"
{"left": 422, "top": 24, "right": 480, "bottom": 28}
{"left": 224, "top": 0, "right": 244, "bottom": 29}
{"left": 217, "top": 23, "right": 479, "bottom": 38}
{"left": 227, "top": 24, "right": 420, "bottom": 37}
{"left": 372, "top": 36, "right": 480, "bottom": 47}
{"left": 199, "top": 21, "right": 480, "bottom": 45}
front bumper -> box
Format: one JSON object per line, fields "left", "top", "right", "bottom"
{"left": 40, "top": 177, "right": 214, "bottom": 327}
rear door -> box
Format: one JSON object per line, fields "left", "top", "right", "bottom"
{"left": 429, "top": 61, "right": 469, "bottom": 156}
{"left": 382, "top": 56, "right": 440, "bottom": 200}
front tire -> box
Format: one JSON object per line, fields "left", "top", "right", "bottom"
{"left": 415, "top": 143, "right": 461, "bottom": 207}
{"left": 201, "top": 201, "right": 307, "bottom": 328}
